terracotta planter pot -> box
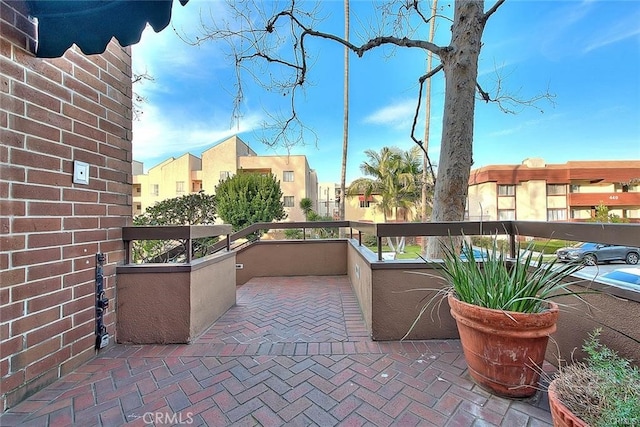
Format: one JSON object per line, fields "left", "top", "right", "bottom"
{"left": 448, "top": 294, "right": 558, "bottom": 398}
{"left": 548, "top": 380, "right": 588, "bottom": 427}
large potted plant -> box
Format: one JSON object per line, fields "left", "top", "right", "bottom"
{"left": 548, "top": 329, "right": 640, "bottom": 427}
{"left": 410, "top": 237, "right": 586, "bottom": 398}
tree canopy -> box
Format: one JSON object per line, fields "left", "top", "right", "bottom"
{"left": 590, "top": 203, "right": 629, "bottom": 224}
{"left": 132, "top": 191, "right": 217, "bottom": 262}
{"left": 134, "top": 190, "right": 216, "bottom": 226}
{"left": 215, "top": 172, "right": 287, "bottom": 232}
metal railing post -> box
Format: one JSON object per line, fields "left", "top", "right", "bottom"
{"left": 509, "top": 233, "right": 516, "bottom": 258}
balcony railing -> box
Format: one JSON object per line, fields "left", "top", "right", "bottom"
{"left": 122, "top": 224, "right": 232, "bottom": 263}
{"left": 204, "top": 220, "right": 639, "bottom": 262}
{"left": 117, "top": 220, "right": 640, "bottom": 362}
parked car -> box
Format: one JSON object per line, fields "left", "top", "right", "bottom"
{"left": 556, "top": 242, "right": 640, "bottom": 266}
{"left": 599, "top": 268, "right": 640, "bottom": 291}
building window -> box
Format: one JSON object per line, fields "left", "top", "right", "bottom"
{"left": 497, "top": 209, "right": 515, "bottom": 220}
{"left": 283, "top": 171, "right": 294, "bottom": 182}
{"left": 571, "top": 208, "right": 590, "bottom": 219}
{"left": 134, "top": 203, "right": 141, "bottom": 212}
{"left": 283, "top": 196, "right": 295, "bottom": 207}
{"left": 133, "top": 184, "right": 141, "bottom": 194}
{"left": 497, "top": 185, "right": 515, "bottom": 196}
{"left": 220, "top": 171, "right": 231, "bottom": 181}
{"left": 176, "top": 181, "right": 185, "bottom": 194}
{"left": 151, "top": 184, "right": 159, "bottom": 196}
{"left": 546, "top": 184, "right": 566, "bottom": 196}
{"left": 570, "top": 185, "right": 580, "bottom": 193}
{"left": 359, "top": 200, "right": 371, "bottom": 208}
{"left": 547, "top": 208, "right": 567, "bottom": 221}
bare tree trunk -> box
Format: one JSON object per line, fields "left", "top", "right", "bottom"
{"left": 421, "top": 0, "right": 438, "bottom": 256}
{"left": 427, "top": 0, "right": 485, "bottom": 258}
{"left": 339, "top": 0, "right": 349, "bottom": 234}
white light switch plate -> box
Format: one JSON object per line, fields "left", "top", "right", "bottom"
{"left": 73, "top": 160, "right": 90, "bottom": 185}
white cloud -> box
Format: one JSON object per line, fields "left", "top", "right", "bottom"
{"left": 485, "top": 115, "right": 559, "bottom": 138}
{"left": 132, "top": 104, "right": 263, "bottom": 169}
{"left": 132, "top": 0, "right": 232, "bottom": 83}
{"left": 362, "top": 99, "right": 416, "bottom": 129}
{"left": 582, "top": 11, "right": 640, "bottom": 53}
{"left": 537, "top": 1, "right": 596, "bottom": 60}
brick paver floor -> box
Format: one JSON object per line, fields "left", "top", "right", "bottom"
{"left": 0, "top": 276, "right": 554, "bottom": 426}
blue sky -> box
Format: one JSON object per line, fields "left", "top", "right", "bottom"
{"left": 131, "top": 0, "right": 640, "bottom": 183}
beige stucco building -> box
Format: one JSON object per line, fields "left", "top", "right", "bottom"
{"left": 343, "top": 194, "right": 413, "bottom": 223}
{"left": 467, "top": 158, "right": 640, "bottom": 222}
{"left": 133, "top": 136, "right": 318, "bottom": 222}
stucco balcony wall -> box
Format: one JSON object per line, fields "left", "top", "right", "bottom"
{"left": 115, "top": 252, "right": 236, "bottom": 344}
{"left": 235, "top": 240, "right": 348, "bottom": 285}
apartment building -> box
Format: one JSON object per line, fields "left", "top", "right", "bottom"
{"left": 467, "top": 158, "right": 640, "bottom": 222}
{"left": 316, "top": 182, "right": 341, "bottom": 219}
{"left": 133, "top": 136, "right": 318, "bottom": 222}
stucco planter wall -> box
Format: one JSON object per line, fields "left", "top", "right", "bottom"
{"left": 116, "top": 252, "right": 236, "bottom": 344}
{"left": 346, "top": 241, "right": 458, "bottom": 341}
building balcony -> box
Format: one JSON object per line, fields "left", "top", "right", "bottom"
{"left": 569, "top": 191, "right": 640, "bottom": 207}
{"left": 2, "top": 220, "right": 638, "bottom": 425}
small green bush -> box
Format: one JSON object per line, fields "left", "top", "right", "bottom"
{"left": 470, "top": 236, "right": 510, "bottom": 253}
{"left": 554, "top": 329, "right": 640, "bottom": 427}
{"left": 284, "top": 229, "right": 303, "bottom": 240}
{"left": 362, "top": 234, "right": 379, "bottom": 247}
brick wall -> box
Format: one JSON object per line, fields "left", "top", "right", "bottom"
{"left": 0, "top": 0, "right": 132, "bottom": 410}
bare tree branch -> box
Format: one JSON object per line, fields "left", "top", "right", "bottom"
{"left": 132, "top": 72, "right": 154, "bottom": 120}
{"left": 183, "top": 1, "right": 450, "bottom": 149}
{"left": 410, "top": 64, "right": 444, "bottom": 186}
{"left": 169, "top": 0, "right": 564, "bottom": 260}
{"left": 483, "top": 0, "right": 506, "bottom": 22}
{"left": 476, "top": 67, "right": 556, "bottom": 114}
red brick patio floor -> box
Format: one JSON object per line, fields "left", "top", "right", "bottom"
{"left": 0, "top": 276, "right": 554, "bottom": 426}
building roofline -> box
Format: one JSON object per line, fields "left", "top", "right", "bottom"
{"left": 469, "top": 159, "right": 640, "bottom": 185}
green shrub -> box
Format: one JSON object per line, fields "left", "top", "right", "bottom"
{"left": 362, "top": 234, "right": 379, "bottom": 247}
{"left": 554, "top": 329, "right": 640, "bottom": 427}
{"left": 284, "top": 229, "right": 303, "bottom": 240}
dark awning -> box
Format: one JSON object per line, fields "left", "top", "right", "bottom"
{"left": 26, "top": 0, "right": 189, "bottom": 58}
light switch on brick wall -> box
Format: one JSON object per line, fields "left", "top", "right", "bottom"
{"left": 73, "top": 160, "right": 90, "bottom": 185}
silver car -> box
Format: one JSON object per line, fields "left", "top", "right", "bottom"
{"left": 556, "top": 242, "right": 640, "bottom": 266}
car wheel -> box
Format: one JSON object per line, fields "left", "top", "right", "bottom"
{"left": 583, "top": 254, "right": 597, "bottom": 266}
{"left": 626, "top": 252, "right": 639, "bottom": 265}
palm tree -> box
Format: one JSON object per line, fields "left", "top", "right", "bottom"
{"left": 339, "top": 0, "right": 350, "bottom": 235}
{"left": 421, "top": 0, "right": 438, "bottom": 255}
{"left": 348, "top": 146, "right": 423, "bottom": 252}
{"left": 299, "top": 197, "right": 313, "bottom": 220}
